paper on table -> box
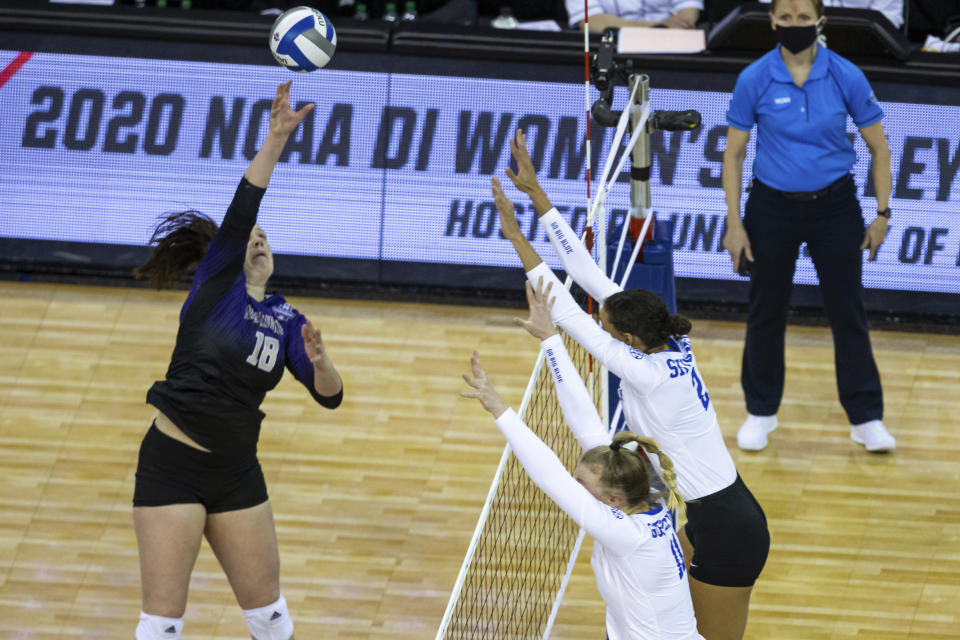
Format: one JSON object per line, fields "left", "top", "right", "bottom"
{"left": 617, "top": 27, "right": 706, "bottom": 54}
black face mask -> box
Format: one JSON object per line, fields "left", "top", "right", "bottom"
{"left": 775, "top": 24, "right": 819, "bottom": 54}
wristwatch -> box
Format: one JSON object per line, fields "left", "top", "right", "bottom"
{"left": 877, "top": 208, "right": 892, "bottom": 219}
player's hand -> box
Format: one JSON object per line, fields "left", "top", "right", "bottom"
{"left": 302, "top": 319, "right": 328, "bottom": 367}
{"left": 461, "top": 351, "right": 509, "bottom": 418}
{"left": 492, "top": 177, "right": 523, "bottom": 241}
{"left": 505, "top": 129, "right": 542, "bottom": 195}
{"left": 269, "top": 81, "right": 314, "bottom": 139}
{"left": 860, "top": 216, "right": 888, "bottom": 261}
{"left": 514, "top": 278, "right": 558, "bottom": 341}
{"left": 722, "top": 218, "right": 753, "bottom": 274}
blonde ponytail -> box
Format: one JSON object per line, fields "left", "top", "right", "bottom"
{"left": 612, "top": 432, "right": 687, "bottom": 526}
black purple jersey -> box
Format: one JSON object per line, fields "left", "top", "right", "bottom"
{"left": 146, "top": 177, "right": 342, "bottom": 454}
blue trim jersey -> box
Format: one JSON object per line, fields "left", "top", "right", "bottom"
{"left": 726, "top": 45, "right": 884, "bottom": 192}
{"left": 146, "top": 177, "right": 342, "bottom": 455}
{"left": 494, "top": 406, "right": 703, "bottom": 640}
{"left": 529, "top": 209, "right": 738, "bottom": 500}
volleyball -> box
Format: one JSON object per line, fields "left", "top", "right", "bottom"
{"left": 269, "top": 6, "right": 337, "bottom": 72}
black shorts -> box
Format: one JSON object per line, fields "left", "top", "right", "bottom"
{"left": 684, "top": 474, "right": 769, "bottom": 587}
{"left": 133, "top": 423, "right": 268, "bottom": 513}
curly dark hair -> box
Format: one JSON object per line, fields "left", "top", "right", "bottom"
{"left": 133, "top": 210, "right": 219, "bottom": 289}
{"left": 602, "top": 289, "right": 692, "bottom": 348}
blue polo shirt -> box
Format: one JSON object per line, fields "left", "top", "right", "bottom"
{"left": 726, "top": 45, "right": 883, "bottom": 192}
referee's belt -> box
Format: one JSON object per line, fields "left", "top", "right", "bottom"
{"left": 752, "top": 174, "right": 852, "bottom": 202}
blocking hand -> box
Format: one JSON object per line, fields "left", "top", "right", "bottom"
{"left": 514, "top": 277, "right": 558, "bottom": 341}
{"left": 460, "top": 351, "right": 509, "bottom": 418}
{"left": 492, "top": 177, "right": 523, "bottom": 240}
{"left": 504, "top": 129, "right": 542, "bottom": 195}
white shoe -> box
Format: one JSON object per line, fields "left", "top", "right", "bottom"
{"left": 850, "top": 420, "right": 896, "bottom": 452}
{"left": 737, "top": 414, "right": 778, "bottom": 451}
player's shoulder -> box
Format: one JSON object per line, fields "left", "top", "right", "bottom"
{"left": 627, "top": 345, "right": 648, "bottom": 361}
{"left": 625, "top": 344, "right": 673, "bottom": 373}
{"left": 632, "top": 505, "right": 671, "bottom": 539}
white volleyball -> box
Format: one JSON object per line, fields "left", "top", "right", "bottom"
{"left": 269, "top": 6, "right": 337, "bottom": 72}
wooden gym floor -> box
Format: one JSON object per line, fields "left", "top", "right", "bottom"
{"left": 0, "top": 281, "right": 957, "bottom": 639}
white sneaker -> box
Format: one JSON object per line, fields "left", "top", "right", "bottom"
{"left": 850, "top": 420, "right": 896, "bottom": 452}
{"left": 737, "top": 414, "right": 778, "bottom": 451}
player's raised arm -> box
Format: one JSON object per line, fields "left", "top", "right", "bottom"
{"left": 193, "top": 81, "right": 314, "bottom": 288}
{"left": 493, "top": 177, "right": 545, "bottom": 272}
{"left": 495, "top": 179, "right": 649, "bottom": 386}
{"left": 503, "top": 129, "right": 555, "bottom": 216}
{"left": 496, "top": 168, "right": 659, "bottom": 391}
{"left": 514, "top": 278, "right": 609, "bottom": 451}
{"left": 524, "top": 262, "right": 662, "bottom": 393}
{"left": 244, "top": 81, "right": 314, "bottom": 189}
{"left": 460, "top": 351, "right": 644, "bottom": 554}
{"left": 503, "top": 129, "right": 621, "bottom": 304}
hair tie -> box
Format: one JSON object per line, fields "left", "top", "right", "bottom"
{"left": 609, "top": 441, "right": 622, "bottom": 452}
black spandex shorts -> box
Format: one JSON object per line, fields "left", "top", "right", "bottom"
{"left": 133, "top": 423, "right": 268, "bottom": 513}
{"left": 683, "top": 474, "right": 769, "bottom": 587}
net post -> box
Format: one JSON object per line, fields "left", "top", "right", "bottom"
{"left": 618, "top": 78, "right": 655, "bottom": 288}
{"left": 629, "top": 74, "right": 652, "bottom": 219}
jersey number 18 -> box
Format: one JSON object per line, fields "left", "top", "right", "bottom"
{"left": 246, "top": 330, "right": 279, "bottom": 372}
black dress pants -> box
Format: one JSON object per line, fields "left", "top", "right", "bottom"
{"left": 741, "top": 175, "right": 883, "bottom": 425}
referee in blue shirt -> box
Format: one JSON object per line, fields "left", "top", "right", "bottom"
{"left": 722, "top": 0, "right": 896, "bottom": 454}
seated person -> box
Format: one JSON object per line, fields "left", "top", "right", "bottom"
{"left": 567, "top": 0, "right": 703, "bottom": 31}
{"left": 758, "top": 0, "right": 904, "bottom": 28}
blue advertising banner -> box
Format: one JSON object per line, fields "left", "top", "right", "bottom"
{"left": 1, "top": 50, "right": 959, "bottom": 294}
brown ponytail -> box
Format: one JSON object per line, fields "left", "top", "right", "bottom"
{"left": 581, "top": 430, "right": 684, "bottom": 517}
{"left": 612, "top": 432, "right": 687, "bottom": 525}
{"left": 134, "top": 210, "right": 218, "bottom": 289}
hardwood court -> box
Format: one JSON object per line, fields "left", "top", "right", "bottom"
{"left": 0, "top": 281, "right": 957, "bottom": 639}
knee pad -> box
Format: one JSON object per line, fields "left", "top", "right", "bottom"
{"left": 136, "top": 611, "right": 183, "bottom": 640}
{"left": 243, "top": 594, "right": 294, "bottom": 640}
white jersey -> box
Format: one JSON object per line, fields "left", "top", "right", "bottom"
{"left": 494, "top": 396, "right": 703, "bottom": 640}
{"left": 528, "top": 208, "right": 737, "bottom": 500}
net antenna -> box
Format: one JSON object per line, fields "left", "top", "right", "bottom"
{"left": 591, "top": 30, "right": 701, "bottom": 433}
{"left": 435, "top": 27, "right": 700, "bottom": 640}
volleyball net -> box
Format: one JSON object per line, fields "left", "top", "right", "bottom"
{"left": 437, "top": 51, "right": 700, "bottom": 636}
{"left": 435, "top": 85, "right": 649, "bottom": 640}
{"left": 437, "top": 333, "right": 602, "bottom": 640}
